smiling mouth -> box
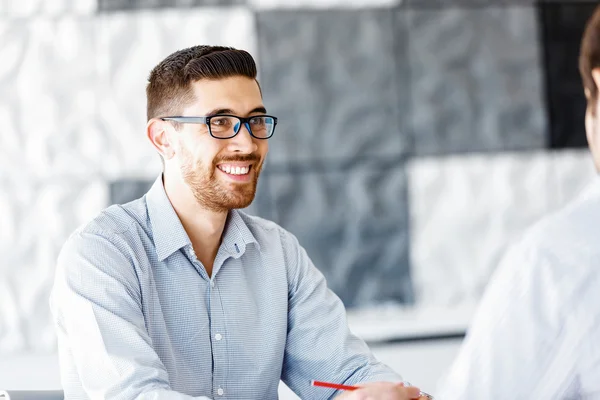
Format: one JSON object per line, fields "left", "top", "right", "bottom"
{"left": 217, "top": 164, "right": 252, "bottom": 176}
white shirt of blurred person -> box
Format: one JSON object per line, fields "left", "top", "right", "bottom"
{"left": 50, "top": 45, "right": 430, "bottom": 400}
{"left": 438, "top": 7, "right": 600, "bottom": 400}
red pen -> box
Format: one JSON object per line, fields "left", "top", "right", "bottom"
{"left": 311, "top": 380, "right": 359, "bottom": 391}
{"left": 311, "top": 380, "right": 434, "bottom": 399}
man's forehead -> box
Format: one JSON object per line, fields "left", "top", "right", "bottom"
{"left": 185, "top": 79, "right": 265, "bottom": 115}
{"left": 190, "top": 76, "right": 260, "bottom": 93}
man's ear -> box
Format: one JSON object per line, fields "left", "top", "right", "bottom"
{"left": 592, "top": 68, "right": 600, "bottom": 93}
{"left": 147, "top": 118, "right": 175, "bottom": 160}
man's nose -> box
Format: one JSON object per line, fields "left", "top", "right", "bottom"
{"left": 228, "top": 122, "right": 257, "bottom": 153}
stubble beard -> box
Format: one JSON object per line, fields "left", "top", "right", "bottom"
{"left": 180, "top": 146, "right": 262, "bottom": 213}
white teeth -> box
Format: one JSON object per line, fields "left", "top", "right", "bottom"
{"left": 219, "top": 165, "right": 250, "bottom": 175}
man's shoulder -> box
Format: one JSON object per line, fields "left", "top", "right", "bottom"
{"left": 236, "top": 210, "right": 284, "bottom": 234}
{"left": 235, "top": 210, "right": 299, "bottom": 247}
{"left": 68, "top": 196, "right": 150, "bottom": 249}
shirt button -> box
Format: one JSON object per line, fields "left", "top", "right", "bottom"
{"left": 217, "top": 388, "right": 224, "bottom": 396}
{"left": 215, "top": 333, "right": 222, "bottom": 341}
{"left": 210, "top": 280, "right": 215, "bottom": 288}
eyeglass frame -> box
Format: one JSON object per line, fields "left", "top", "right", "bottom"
{"left": 160, "top": 114, "right": 278, "bottom": 140}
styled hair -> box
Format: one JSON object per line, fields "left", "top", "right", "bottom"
{"left": 580, "top": 6, "right": 600, "bottom": 112}
{"left": 146, "top": 45, "right": 258, "bottom": 121}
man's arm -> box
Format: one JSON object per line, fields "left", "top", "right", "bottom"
{"left": 278, "top": 229, "right": 403, "bottom": 400}
{"left": 50, "top": 231, "right": 210, "bottom": 400}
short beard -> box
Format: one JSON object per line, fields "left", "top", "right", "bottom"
{"left": 180, "top": 146, "right": 262, "bottom": 213}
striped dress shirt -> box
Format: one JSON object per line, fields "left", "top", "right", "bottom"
{"left": 439, "top": 176, "right": 600, "bottom": 399}
{"left": 50, "top": 175, "right": 401, "bottom": 400}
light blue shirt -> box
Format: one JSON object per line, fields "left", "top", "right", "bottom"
{"left": 50, "top": 176, "right": 401, "bottom": 399}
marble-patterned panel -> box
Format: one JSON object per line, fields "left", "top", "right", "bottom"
{"left": 404, "top": 6, "right": 547, "bottom": 155}
{"left": 0, "top": 175, "right": 108, "bottom": 352}
{"left": 404, "top": 0, "right": 534, "bottom": 7}
{"left": 263, "top": 160, "right": 412, "bottom": 308}
{"left": 249, "top": 0, "right": 399, "bottom": 9}
{"left": 96, "top": 8, "right": 257, "bottom": 179}
{"left": 0, "top": 17, "right": 105, "bottom": 181}
{"left": 407, "top": 151, "right": 558, "bottom": 307}
{"left": 549, "top": 149, "right": 597, "bottom": 208}
{"left": 0, "top": 0, "right": 96, "bottom": 16}
{"left": 256, "top": 9, "right": 409, "bottom": 164}
{"left": 99, "top": 0, "right": 244, "bottom": 12}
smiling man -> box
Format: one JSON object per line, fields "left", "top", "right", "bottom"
{"left": 49, "top": 46, "right": 427, "bottom": 400}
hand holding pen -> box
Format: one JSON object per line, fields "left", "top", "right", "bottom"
{"left": 313, "top": 380, "right": 434, "bottom": 400}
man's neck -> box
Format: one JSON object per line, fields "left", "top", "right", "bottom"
{"left": 163, "top": 174, "right": 227, "bottom": 277}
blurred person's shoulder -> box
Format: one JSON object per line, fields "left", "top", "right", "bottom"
{"left": 506, "top": 176, "right": 600, "bottom": 300}
{"left": 525, "top": 176, "right": 600, "bottom": 259}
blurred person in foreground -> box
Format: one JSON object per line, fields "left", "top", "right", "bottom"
{"left": 49, "top": 45, "right": 428, "bottom": 400}
{"left": 438, "top": 7, "right": 600, "bottom": 400}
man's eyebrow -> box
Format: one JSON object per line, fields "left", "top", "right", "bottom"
{"left": 205, "top": 107, "right": 267, "bottom": 116}
{"left": 249, "top": 106, "right": 268, "bottom": 114}
{"left": 206, "top": 108, "right": 234, "bottom": 116}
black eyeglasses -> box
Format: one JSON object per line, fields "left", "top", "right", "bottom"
{"left": 160, "top": 115, "right": 278, "bottom": 140}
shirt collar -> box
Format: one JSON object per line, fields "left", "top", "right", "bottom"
{"left": 146, "top": 175, "right": 192, "bottom": 262}
{"left": 146, "top": 175, "right": 260, "bottom": 262}
{"left": 221, "top": 209, "right": 261, "bottom": 257}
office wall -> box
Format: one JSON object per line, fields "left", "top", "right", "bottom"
{"left": 1, "top": 0, "right": 598, "bottom": 353}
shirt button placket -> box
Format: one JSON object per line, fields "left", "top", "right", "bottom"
{"left": 211, "top": 282, "right": 226, "bottom": 398}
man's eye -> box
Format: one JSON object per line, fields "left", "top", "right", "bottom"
{"left": 250, "top": 117, "right": 266, "bottom": 125}
{"left": 212, "top": 118, "right": 230, "bottom": 126}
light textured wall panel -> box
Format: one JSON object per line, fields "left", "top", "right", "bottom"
{"left": 0, "top": 175, "right": 108, "bottom": 352}
{"left": 256, "top": 9, "right": 408, "bottom": 164}
{"left": 0, "top": 18, "right": 104, "bottom": 180}
{"left": 262, "top": 161, "right": 413, "bottom": 308}
{"left": 0, "top": 0, "right": 96, "bottom": 16}
{"left": 97, "top": 7, "right": 257, "bottom": 179}
{"left": 0, "top": 17, "right": 109, "bottom": 352}
{"left": 99, "top": 0, "right": 244, "bottom": 12}
{"left": 550, "top": 149, "right": 597, "bottom": 208}
{"left": 404, "top": 6, "right": 547, "bottom": 155}
{"left": 408, "top": 149, "right": 596, "bottom": 307}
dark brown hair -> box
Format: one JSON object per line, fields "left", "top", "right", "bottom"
{"left": 580, "top": 6, "right": 600, "bottom": 111}
{"left": 146, "top": 45, "right": 258, "bottom": 122}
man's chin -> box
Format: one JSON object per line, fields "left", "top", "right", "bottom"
{"left": 227, "top": 195, "right": 256, "bottom": 210}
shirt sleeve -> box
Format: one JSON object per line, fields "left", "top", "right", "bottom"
{"left": 278, "top": 229, "right": 402, "bottom": 400}
{"left": 50, "top": 231, "right": 211, "bottom": 400}
{"left": 437, "top": 237, "right": 581, "bottom": 399}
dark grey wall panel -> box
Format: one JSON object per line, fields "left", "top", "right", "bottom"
{"left": 539, "top": 2, "right": 597, "bottom": 149}
{"left": 110, "top": 179, "right": 154, "bottom": 205}
{"left": 261, "top": 161, "right": 413, "bottom": 308}
{"left": 256, "top": 9, "right": 409, "bottom": 165}
{"left": 404, "top": 0, "right": 533, "bottom": 7}
{"left": 403, "top": 6, "right": 547, "bottom": 155}
{"left": 99, "top": 0, "right": 244, "bottom": 11}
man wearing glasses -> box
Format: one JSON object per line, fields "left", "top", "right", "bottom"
{"left": 50, "top": 46, "right": 428, "bottom": 400}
